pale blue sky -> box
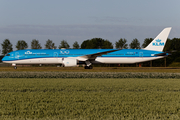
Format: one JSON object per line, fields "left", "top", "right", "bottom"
{"left": 0, "top": 0, "right": 180, "bottom": 51}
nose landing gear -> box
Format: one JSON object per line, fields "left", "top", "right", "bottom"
{"left": 12, "top": 64, "right": 17, "bottom": 69}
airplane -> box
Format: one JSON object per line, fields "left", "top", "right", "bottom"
{"left": 2, "top": 27, "right": 172, "bottom": 69}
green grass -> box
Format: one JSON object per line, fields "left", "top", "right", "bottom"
{"left": 169, "top": 62, "right": 180, "bottom": 67}
{"left": 1, "top": 78, "right": 180, "bottom": 119}
{"left": 1, "top": 72, "right": 180, "bottom": 78}
{"left": 1, "top": 66, "right": 180, "bottom": 73}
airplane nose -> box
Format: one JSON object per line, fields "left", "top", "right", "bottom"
{"left": 2, "top": 56, "right": 7, "bottom": 62}
{"left": 2, "top": 57, "right": 5, "bottom": 61}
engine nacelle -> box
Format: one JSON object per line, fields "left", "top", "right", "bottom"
{"left": 62, "top": 58, "right": 77, "bottom": 67}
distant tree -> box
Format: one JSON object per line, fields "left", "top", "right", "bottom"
{"left": 129, "top": 38, "right": 141, "bottom": 49}
{"left": 45, "top": 39, "right": 57, "bottom": 49}
{"left": 1, "top": 39, "right": 13, "bottom": 55}
{"left": 141, "top": 38, "right": 153, "bottom": 48}
{"left": 59, "top": 40, "right": 70, "bottom": 49}
{"left": 171, "top": 38, "right": 180, "bottom": 51}
{"left": 164, "top": 38, "right": 180, "bottom": 66}
{"left": 81, "top": 38, "right": 113, "bottom": 49}
{"left": 115, "top": 38, "right": 128, "bottom": 49}
{"left": 163, "top": 38, "right": 172, "bottom": 52}
{"left": 16, "top": 40, "right": 28, "bottom": 50}
{"left": 73, "top": 41, "right": 80, "bottom": 49}
{"left": 31, "top": 39, "right": 42, "bottom": 49}
{"left": 102, "top": 40, "right": 113, "bottom": 49}
{"left": 81, "top": 40, "right": 90, "bottom": 49}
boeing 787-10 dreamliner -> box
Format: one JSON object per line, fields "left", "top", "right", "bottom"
{"left": 2, "top": 27, "right": 172, "bottom": 69}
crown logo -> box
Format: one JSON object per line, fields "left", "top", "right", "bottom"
{"left": 25, "top": 51, "right": 32, "bottom": 54}
{"left": 155, "top": 39, "right": 161, "bottom": 42}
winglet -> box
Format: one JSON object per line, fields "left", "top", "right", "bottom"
{"left": 144, "top": 27, "right": 172, "bottom": 51}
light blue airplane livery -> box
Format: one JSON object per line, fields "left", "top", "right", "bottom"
{"left": 2, "top": 27, "right": 172, "bottom": 69}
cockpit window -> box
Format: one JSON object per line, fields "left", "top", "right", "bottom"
{"left": 6, "top": 54, "right": 10, "bottom": 56}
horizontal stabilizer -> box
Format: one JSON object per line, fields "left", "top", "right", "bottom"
{"left": 154, "top": 53, "right": 168, "bottom": 56}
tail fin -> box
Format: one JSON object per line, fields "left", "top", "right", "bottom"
{"left": 144, "top": 27, "right": 172, "bottom": 51}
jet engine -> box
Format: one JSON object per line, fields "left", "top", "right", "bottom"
{"left": 62, "top": 58, "right": 78, "bottom": 67}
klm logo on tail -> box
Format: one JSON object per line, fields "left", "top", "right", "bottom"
{"left": 152, "top": 39, "right": 164, "bottom": 46}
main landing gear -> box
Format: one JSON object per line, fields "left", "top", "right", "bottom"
{"left": 84, "top": 60, "right": 93, "bottom": 69}
{"left": 84, "top": 65, "right": 93, "bottom": 69}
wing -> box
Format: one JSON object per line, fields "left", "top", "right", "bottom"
{"left": 77, "top": 49, "right": 121, "bottom": 61}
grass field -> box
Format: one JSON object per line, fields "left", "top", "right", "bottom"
{"left": 1, "top": 78, "right": 180, "bottom": 119}
{"left": 1, "top": 66, "right": 180, "bottom": 73}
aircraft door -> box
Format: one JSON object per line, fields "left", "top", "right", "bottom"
{"left": 53, "top": 52, "right": 58, "bottom": 57}
{"left": 139, "top": 52, "right": 143, "bottom": 57}
{"left": 15, "top": 52, "right": 19, "bottom": 59}
{"left": 53, "top": 52, "right": 61, "bottom": 63}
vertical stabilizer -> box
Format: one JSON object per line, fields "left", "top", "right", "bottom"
{"left": 144, "top": 27, "right": 172, "bottom": 51}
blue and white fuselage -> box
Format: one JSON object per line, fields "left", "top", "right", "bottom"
{"left": 2, "top": 49, "right": 166, "bottom": 64}
{"left": 2, "top": 27, "right": 172, "bottom": 69}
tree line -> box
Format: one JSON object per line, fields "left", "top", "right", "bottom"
{"left": 1, "top": 38, "right": 144, "bottom": 55}
{"left": 1, "top": 38, "right": 180, "bottom": 67}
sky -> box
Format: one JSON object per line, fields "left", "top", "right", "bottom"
{"left": 0, "top": 0, "right": 180, "bottom": 52}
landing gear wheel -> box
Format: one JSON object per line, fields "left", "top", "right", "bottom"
{"left": 84, "top": 65, "right": 93, "bottom": 69}
{"left": 89, "top": 65, "right": 93, "bottom": 69}
{"left": 14, "top": 66, "right": 17, "bottom": 69}
{"left": 84, "top": 66, "right": 89, "bottom": 69}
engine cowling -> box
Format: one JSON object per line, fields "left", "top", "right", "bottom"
{"left": 62, "top": 58, "right": 77, "bottom": 67}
